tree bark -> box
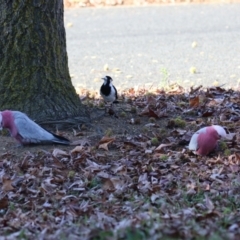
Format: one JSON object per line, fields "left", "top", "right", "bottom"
{"left": 0, "top": 0, "right": 87, "bottom": 122}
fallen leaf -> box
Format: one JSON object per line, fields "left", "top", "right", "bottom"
{"left": 205, "top": 194, "right": 214, "bottom": 211}
{"left": 103, "top": 64, "right": 109, "bottom": 71}
{"left": 155, "top": 143, "right": 174, "bottom": 152}
{"left": 67, "top": 22, "right": 73, "bottom": 27}
{"left": 71, "top": 146, "right": 85, "bottom": 154}
{"left": 98, "top": 136, "right": 115, "bottom": 151}
{"left": 70, "top": 139, "right": 90, "bottom": 146}
{"left": 0, "top": 196, "right": 8, "bottom": 209}
{"left": 2, "top": 176, "right": 14, "bottom": 191}
{"left": 52, "top": 148, "right": 69, "bottom": 158}
{"left": 189, "top": 96, "right": 199, "bottom": 107}
{"left": 192, "top": 41, "right": 197, "bottom": 48}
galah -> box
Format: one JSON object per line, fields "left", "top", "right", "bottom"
{"left": 0, "top": 110, "right": 70, "bottom": 145}
{"left": 189, "top": 125, "right": 226, "bottom": 156}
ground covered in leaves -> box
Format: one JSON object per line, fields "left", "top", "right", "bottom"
{"left": 1, "top": 84, "right": 240, "bottom": 239}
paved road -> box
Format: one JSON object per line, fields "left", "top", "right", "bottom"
{"left": 64, "top": 3, "right": 240, "bottom": 92}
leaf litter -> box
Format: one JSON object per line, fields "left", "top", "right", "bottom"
{"left": 0, "top": 85, "right": 240, "bottom": 239}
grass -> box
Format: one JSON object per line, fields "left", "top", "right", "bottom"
{"left": 160, "top": 67, "right": 170, "bottom": 88}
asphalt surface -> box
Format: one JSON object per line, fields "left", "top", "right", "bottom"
{"left": 64, "top": 3, "right": 240, "bottom": 92}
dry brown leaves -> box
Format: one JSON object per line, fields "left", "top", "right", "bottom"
{"left": 1, "top": 85, "right": 240, "bottom": 239}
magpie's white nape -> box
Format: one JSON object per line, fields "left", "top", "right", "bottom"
{"left": 100, "top": 76, "right": 118, "bottom": 105}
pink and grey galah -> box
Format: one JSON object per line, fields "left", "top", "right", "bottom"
{"left": 0, "top": 110, "right": 70, "bottom": 145}
{"left": 189, "top": 125, "right": 226, "bottom": 156}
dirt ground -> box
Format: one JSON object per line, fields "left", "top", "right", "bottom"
{"left": 0, "top": 83, "right": 224, "bottom": 160}
{"left": 0, "top": 98, "right": 172, "bottom": 160}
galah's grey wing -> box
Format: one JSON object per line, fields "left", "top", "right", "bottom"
{"left": 13, "top": 112, "right": 53, "bottom": 143}
{"left": 13, "top": 111, "right": 70, "bottom": 145}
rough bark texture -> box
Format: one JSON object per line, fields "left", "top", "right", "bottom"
{"left": 0, "top": 0, "right": 87, "bottom": 122}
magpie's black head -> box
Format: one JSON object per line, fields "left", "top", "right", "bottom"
{"left": 102, "top": 76, "right": 113, "bottom": 85}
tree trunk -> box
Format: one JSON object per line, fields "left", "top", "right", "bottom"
{"left": 0, "top": 0, "right": 87, "bottom": 122}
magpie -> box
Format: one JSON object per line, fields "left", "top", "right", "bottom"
{"left": 100, "top": 76, "right": 118, "bottom": 104}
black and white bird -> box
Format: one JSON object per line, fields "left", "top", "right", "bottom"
{"left": 100, "top": 76, "right": 118, "bottom": 105}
